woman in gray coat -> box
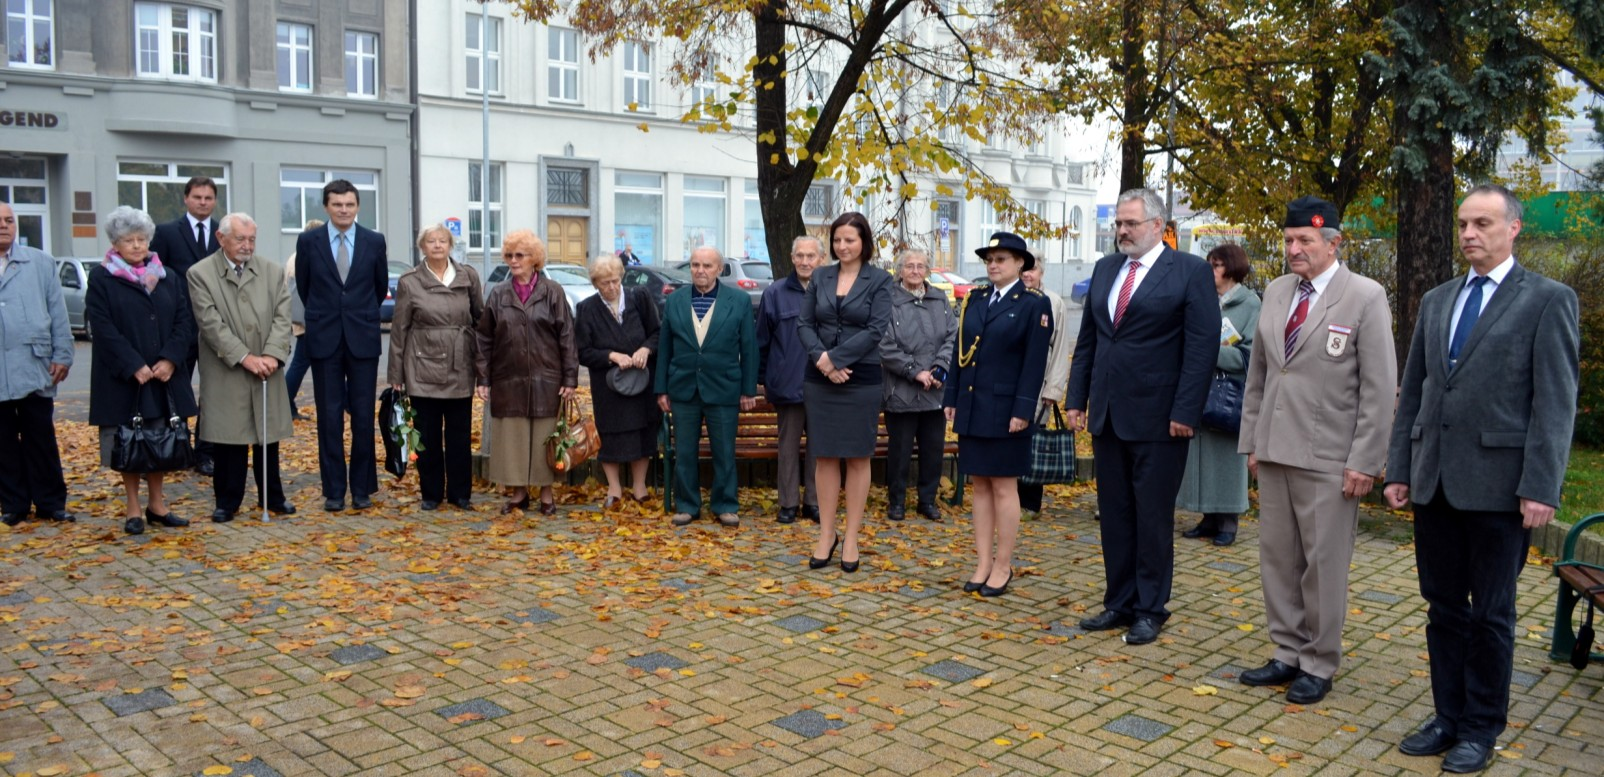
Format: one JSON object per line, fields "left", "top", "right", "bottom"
{"left": 879, "top": 250, "right": 956, "bottom": 522}
{"left": 1178, "top": 244, "right": 1261, "bottom": 546}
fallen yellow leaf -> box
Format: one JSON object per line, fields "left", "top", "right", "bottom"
{"left": 1192, "top": 684, "right": 1219, "bottom": 696}
{"left": 202, "top": 767, "right": 233, "bottom": 776}
{"left": 993, "top": 737, "right": 1013, "bottom": 746}
{"left": 972, "top": 677, "right": 993, "bottom": 688}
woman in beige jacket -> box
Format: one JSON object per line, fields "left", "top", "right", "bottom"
{"left": 388, "top": 223, "right": 482, "bottom": 511}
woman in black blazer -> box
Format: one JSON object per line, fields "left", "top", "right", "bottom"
{"left": 574, "top": 254, "right": 661, "bottom": 509}
{"left": 797, "top": 212, "right": 893, "bottom": 573}
{"left": 942, "top": 232, "right": 1053, "bottom": 596}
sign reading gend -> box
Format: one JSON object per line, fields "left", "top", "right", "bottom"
{"left": 0, "top": 110, "right": 64, "bottom": 129}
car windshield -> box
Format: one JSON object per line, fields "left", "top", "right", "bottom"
{"left": 741, "top": 262, "right": 773, "bottom": 280}
{"left": 651, "top": 266, "right": 694, "bottom": 283}
{"left": 388, "top": 261, "right": 411, "bottom": 276}
{"left": 544, "top": 265, "right": 592, "bottom": 286}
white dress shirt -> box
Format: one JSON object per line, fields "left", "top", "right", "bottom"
{"left": 1106, "top": 241, "right": 1166, "bottom": 322}
{"left": 1285, "top": 260, "right": 1342, "bottom": 324}
{"left": 1447, "top": 255, "right": 1514, "bottom": 346}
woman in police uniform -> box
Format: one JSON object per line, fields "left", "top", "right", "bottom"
{"left": 942, "top": 232, "right": 1053, "bottom": 596}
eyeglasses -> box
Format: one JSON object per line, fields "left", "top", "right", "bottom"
{"left": 1113, "top": 219, "right": 1158, "bottom": 230}
{"left": 505, "top": 252, "right": 533, "bottom": 259}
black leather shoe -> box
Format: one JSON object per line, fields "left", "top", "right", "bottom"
{"left": 963, "top": 579, "right": 985, "bottom": 593}
{"left": 809, "top": 536, "right": 839, "bottom": 570}
{"left": 887, "top": 505, "right": 905, "bottom": 521}
{"left": 124, "top": 516, "right": 145, "bottom": 535}
{"left": 1124, "top": 617, "right": 1160, "bottom": 645}
{"left": 352, "top": 496, "right": 374, "bottom": 510}
{"left": 917, "top": 503, "right": 941, "bottom": 521}
{"left": 323, "top": 499, "right": 345, "bottom": 512}
{"left": 777, "top": 506, "right": 797, "bottom": 524}
{"left": 1182, "top": 522, "right": 1218, "bottom": 539}
{"left": 979, "top": 568, "right": 1013, "bottom": 597}
{"left": 2, "top": 512, "right": 25, "bottom": 527}
{"left": 1078, "top": 610, "right": 1134, "bottom": 631}
{"left": 840, "top": 556, "right": 859, "bottom": 573}
{"left": 1286, "top": 672, "right": 1333, "bottom": 704}
{"left": 802, "top": 504, "right": 820, "bottom": 523}
{"left": 420, "top": 500, "right": 440, "bottom": 511}
{"left": 194, "top": 458, "right": 215, "bottom": 476}
{"left": 1441, "top": 741, "right": 1494, "bottom": 773}
{"left": 1240, "top": 659, "right": 1301, "bottom": 687}
{"left": 211, "top": 509, "right": 236, "bottom": 524}
{"left": 1213, "top": 532, "right": 1237, "bottom": 546}
{"left": 46, "top": 510, "right": 75, "bottom": 523}
{"left": 1398, "top": 718, "right": 1457, "bottom": 757}
{"left": 265, "top": 502, "right": 296, "bottom": 516}
{"left": 145, "top": 508, "right": 189, "bottom": 528}
{"left": 450, "top": 498, "right": 473, "bottom": 510}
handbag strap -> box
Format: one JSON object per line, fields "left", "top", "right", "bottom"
{"left": 1034, "top": 400, "right": 1066, "bottom": 429}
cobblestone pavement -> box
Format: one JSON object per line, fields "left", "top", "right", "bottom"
{"left": 2, "top": 418, "right": 1602, "bottom": 776}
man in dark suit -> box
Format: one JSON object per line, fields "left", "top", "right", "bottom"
{"left": 148, "top": 176, "right": 221, "bottom": 474}
{"left": 1384, "top": 184, "right": 1579, "bottom": 774}
{"left": 655, "top": 246, "right": 758, "bottom": 527}
{"left": 294, "top": 180, "right": 389, "bottom": 512}
{"left": 1065, "top": 188, "right": 1217, "bottom": 646}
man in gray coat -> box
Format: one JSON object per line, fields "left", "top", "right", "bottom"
{"left": 1384, "top": 184, "right": 1580, "bottom": 774}
{"left": 0, "top": 202, "right": 75, "bottom": 527}
{"left": 189, "top": 213, "right": 296, "bottom": 523}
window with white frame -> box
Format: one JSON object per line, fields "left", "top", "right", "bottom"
{"left": 979, "top": 202, "right": 1003, "bottom": 235}
{"left": 691, "top": 66, "right": 718, "bottom": 106}
{"left": 278, "top": 169, "right": 378, "bottom": 232}
{"left": 742, "top": 179, "right": 767, "bottom": 262}
{"left": 614, "top": 171, "right": 662, "bottom": 264}
{"left": 802, "top": 183, "right": 833, "bottom": 222}
{"left": 468, "top": 161, "right": 503, "bottom": 251}
{"left": 134, "top": 3, "right": 216, "bottom": 82}
{"left": 465, "top": 13, "right": 501, "bottom": 94}
{"left": 683, "top": 176, "right": 726, "bottom": 254}
{"left": 276, "top": 22, "right": 313, "bottom": 92}
{"left": 622, "top": 41, "right": 651, "bottom": 109}
{"left": 1068, "top": 205, "right": 1083, "bottom": 258}
{"left": 547, "top": 27, "right": 579, "bottom": 103}
{"left": 116, "top": 161, "right": 229, "bottom": 225}
{"left": 344, "top": 30, "right": 378, "bottom": 98}
{"left": 6, "top": 0, "right": 53, "bottom": 69}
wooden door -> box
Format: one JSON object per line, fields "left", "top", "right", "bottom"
{"left": 546, "top": 216, "right": 589, "bottom": 266}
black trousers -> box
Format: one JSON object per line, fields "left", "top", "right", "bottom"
{"left": 1090, "top": 433, "right": 1190, "bottom": 620}
{"left": 1414, "top": 488, "right": 1529, "bottom": 747}
{"left": 310, "top": 350, "right": 379, "bottom": 501}
{"left": 183, "top": 356, "right": 214, "bottom": 462}
{"left": 0, "top": 394, "right": 68, "bottom": 514}
{"left": 884, "top": 409, "right": 946, "bottom": 509}
{"left": 212, "top": 442, "right": 284, "bottom": 512}
{"left": 411, "top": 395, "right": 473, "bottom": 503}
{"left": 1019, "top": 482, "right": 1044, "bottom": 512}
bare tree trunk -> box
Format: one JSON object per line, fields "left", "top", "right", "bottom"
{"left": 755, "top": 1, "right": 805, "bottom": 277}
{"left": 1118, "top": 0, "right": 1150, "bottom": 192}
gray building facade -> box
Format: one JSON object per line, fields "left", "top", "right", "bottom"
{"left": 1, "top": 0, "right": 413, "bottom": 264}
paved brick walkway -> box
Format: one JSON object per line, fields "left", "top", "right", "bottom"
{"left": 2, "top": 419, "right": 1602, "bottom": 776}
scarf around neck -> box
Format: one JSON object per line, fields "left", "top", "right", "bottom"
{"left": 103, "top": 248, "right": 167, "bottom": 294}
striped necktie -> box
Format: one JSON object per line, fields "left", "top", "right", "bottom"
{"left": 1113, "top": 259, "right": 1139, "bottom": 328}
{"left": 1284, "top": 280, "right": 1315, "bottom": 360}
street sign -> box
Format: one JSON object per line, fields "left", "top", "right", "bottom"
{"left": 938, "top": 216, "right": 949, "bottom": 239}
{"left": 445, "top": 217, "right": 462, "bottom": 237}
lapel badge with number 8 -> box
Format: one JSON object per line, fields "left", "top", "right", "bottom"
{"left": 1326, "top": 324, "right": 1352, "bottom": 357}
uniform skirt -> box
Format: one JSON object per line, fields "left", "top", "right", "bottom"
{"left": 803, "top": 380, "right": 881, "bottom": 458}
{"left": 957, "top": 434, "right": 1031, "bottom": 478}
{"left": 486, "top": 415, "right": 559, "bottom": 487}
{"left": 598, "top": 426, "right": 658, "bottom": 463}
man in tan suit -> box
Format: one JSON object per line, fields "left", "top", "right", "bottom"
{"left": 1237, "top": 196, "right": 1397, "bottom": 704}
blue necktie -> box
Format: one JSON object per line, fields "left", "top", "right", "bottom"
{"left": 1448, "top": 276, "right": 1488, "bottom": 370}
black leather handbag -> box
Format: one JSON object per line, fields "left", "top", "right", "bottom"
{"left": 110, "top": 384, "right": 193, "bottom": 474}
{"left": 1201, "top": 370, "right": 1244, "bottom": 434}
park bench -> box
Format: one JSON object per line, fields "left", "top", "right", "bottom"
{"left": 1550, "top": 512, "right": 1604, "bottom": 668}
{"left": 657, "top": 395, "right": 961, "bottom": 514}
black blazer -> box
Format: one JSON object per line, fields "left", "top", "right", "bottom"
{"left": 942, "top": 283, "right": 1054, "bottom": 437}
{"left": 84, "top": 266, "right": 197, "bottom": 426}
{"left": 149, "top": 215, "right": 219, "bottom": 279}
{"left": 796, "top": 262, "right": 893, "bottom": 380}
{"left": 574, "top": 286, "right": 661, "bottom": 434}
{"left": 294, "top": 223, "right": 389, "bottom": 361}
{"left": 1066, "top": 246, "right": 1218, "bottom": 441}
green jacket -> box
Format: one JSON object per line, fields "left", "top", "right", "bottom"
{"left": 654, "top": 283, "right": 758, "bottom": 405}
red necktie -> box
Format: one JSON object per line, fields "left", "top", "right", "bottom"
{"left": 1113, "top": 259, "right": 1139, "bottom": 329}
{"left": 1284, "top": 280, "right": 1314, "bottom": 360}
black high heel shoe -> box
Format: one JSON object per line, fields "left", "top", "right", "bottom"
{"left": 840, "top": 553, "right": 859, "bottom": 573}
{"left": 500, "top": 495, "right": 530, "bottom": 515}
{"left": 963, "top": 575, "right": 988, "bottom": 594}
{"left": 808, "top": 536, "right": 839, "bottom": 570}
{"left": 979, "top": 568, "right": 1013, "bottom": 597}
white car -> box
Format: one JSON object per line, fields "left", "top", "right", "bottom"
{"left": 484, "top": 262, "right": 597, "bottom": 314}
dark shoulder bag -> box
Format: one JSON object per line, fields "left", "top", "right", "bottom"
{"left": 111, "top": 383, "right": 194, "bottom": 473}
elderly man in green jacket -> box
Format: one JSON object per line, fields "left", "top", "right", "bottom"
{"left": 655, "top": 246, "right": 758, "bottom": 527}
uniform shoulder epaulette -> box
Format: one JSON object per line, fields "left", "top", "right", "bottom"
{"left": 1023, "top": 287, "right": 1044, "bottom": 296}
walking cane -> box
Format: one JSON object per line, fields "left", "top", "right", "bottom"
{"left": 261, "top": 377, "right": 270, "bottom": 523}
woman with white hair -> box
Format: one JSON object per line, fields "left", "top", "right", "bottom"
{"left": 573, "top": 253, "right": 661, "bottom": 509}
{"left": 86, "top": 205, "right": 198, "bottom": 535}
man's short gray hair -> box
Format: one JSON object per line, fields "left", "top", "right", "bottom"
{"left": 1117, "top": 188, "right": 1167, "bottom": 223}
{"left": 1318, "top": 227, "right": 1343, "bottom": 244}
{"left": 216, "top": 212, "right": 256, "bottom": 236}
{"left": 791, "top": 235, "right": 823, "bottom": 255}
{"left": 103, "top": 206, "right": 155, "bottom": 243}
{"left": 1465, "top": 183, "right": 1524, "bottom": 222}
{"left": 690, "top": 245, "right": 723, "bottom": 265}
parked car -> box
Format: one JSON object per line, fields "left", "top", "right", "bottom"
{"left": 55, "top": 258, "right": 95, "bottom": 340}
{"left": 670, "top": 258, "right": 769, "bottom": 308}
{"left": 926, "top": 272, "right": 956, "bottom": 303}
{"left": 621, "top": 264, "right": 693, "bottom": 312}
{"left": 381, "top": 260, "right": 411, "bottom": 324}
{"left": 483, "top": 262, "right": 596, "bottom": 315}
{"left": 1070, "top": 276, "right": 1092, "bottom": 305}
{"left": 931, "top": 270, "right": 977, "bottom": 302}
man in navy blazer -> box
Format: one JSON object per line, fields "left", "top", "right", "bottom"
{"left": 1066, "top": 188, "right": 1218, "bottom": 646}
{"left": 294, "top": 180, "right": 389, "bottom": 512}
{"left": 1384, "top": 185, "right": 1580, "bottom": 774}
{"left": 149, "top": 175, "right": 221, "bottom": 473}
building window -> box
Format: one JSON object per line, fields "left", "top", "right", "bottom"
{"left": 547, "top": 168, "right": 588, "bottom": 207}
{"left": 0, "top": 157, "right": 50, "bottom": 251}
{"left": 278, "top": 168, "right": 378, "bottom": 232}
{"left": 344, "top": 30, "right": 378, "bottom": 98}
{"left": 802, "top": 183, "right": 833, "bottom": 222}
{"left": 683, "top": 176, "right": 726, "bottom": 255}
{"left": 117, "top": 161, "right": 229, "bottom": 225}
{"left": 1065, "top": 162, "right": 1085, "bottom": 186}
{"left": 691, "top": 67, "right": 718, "bottom": 107}
{"left": 134, "top": 3, "right": 215, "bottom": 82}
{"left": 743, "top": 179, "right": 767, "bottom": 262}
{"left": 468, "top": 161, "right": 503, "bottom": 251}
{"left": 276, "top": 22, "right": 313, "bottom": 92}
{"left": 6, "top": 0, "right": 52, "bottom": 69}
{"left": 622, "top": 41, "right": 651, "bottom": 110}
{"left": 547, "top": 27, "right": 579, "bottom": 103}
{"left": 614, "top": 171, "right": 661, "bottom": 264}
{"left": 465, "top": 13, "right": 501, "bottom": 95}
{"left": 1068, "top": 205, "right": 1083, "bottom": 259}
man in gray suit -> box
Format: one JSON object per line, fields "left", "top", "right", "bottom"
{"left": 1384, "top": 184, "right": 1579, "bottom": 774}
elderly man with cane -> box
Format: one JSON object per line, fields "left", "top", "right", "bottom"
{"left": 188, "top": 213, "right": 296, "bottom": 523}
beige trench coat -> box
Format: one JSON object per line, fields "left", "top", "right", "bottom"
{"left": 188, "top": 251, "right": 296, "bottom": 445}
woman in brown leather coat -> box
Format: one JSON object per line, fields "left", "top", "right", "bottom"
{"left": 475, "top": 230, "right": 578, "bottom": 515}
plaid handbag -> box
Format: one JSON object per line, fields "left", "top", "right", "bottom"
{"left": 1021, "top": 403, "right": 1077, "bottom": 485}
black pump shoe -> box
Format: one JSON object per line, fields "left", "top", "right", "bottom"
{"left": 809, "top": 536, "right": 839, "bottom": 570}
{"left": 979, "top": 568, "right": 1013, "bottom": 597}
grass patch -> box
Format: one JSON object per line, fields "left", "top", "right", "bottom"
{"left": 1562, "top": 445, "right": 1604, "bottom": 535}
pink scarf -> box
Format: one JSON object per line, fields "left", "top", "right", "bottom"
{"left": 512, "top": 273, "right": 538, "bottom": 304}
{"left": 103, "top": 248, "right": 167, "bottom": 294}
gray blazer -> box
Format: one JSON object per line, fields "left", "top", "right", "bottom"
{"left": 797, "top": 262, "right": 893, "bottom": 372}
{"left": 1386, "top": 262, "right": 1580, "bottom": 511}
{"left": 0, "top": 244, "right": 73, "bottom": 401}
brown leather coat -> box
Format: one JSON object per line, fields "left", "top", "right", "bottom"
{"left": 387, "top": 261, "right": 483, "bottom": 399}
{"left": 475, "top": 273, "right": 577, "bottom": 418}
